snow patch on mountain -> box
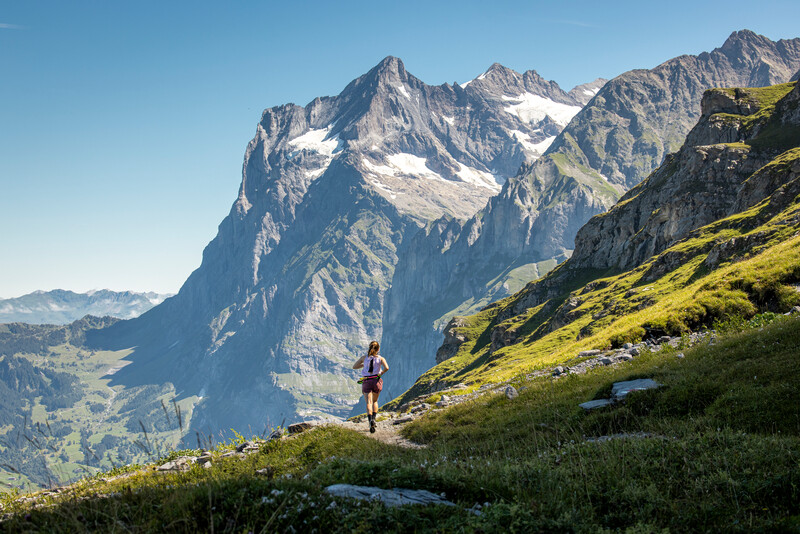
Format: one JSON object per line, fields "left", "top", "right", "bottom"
{"left": 510, "top": 130, "right": 556, "bottom": 157}
{"left": 502, "top": 93, "right": 582, "bottom": 127}
{"left": 369, "top": 179, "right": 399, "bottom": 200}
{"left": 288, "top": 127, "right": 341, "bottom": 157}
{"left": 385, "top": 154, "right": 444, "bottom": 180}
{"left": 455, "top": 163, "right": 503, "bottom": 192}
{"left": 395, "top": 84, "right": 411, "bottom": 100}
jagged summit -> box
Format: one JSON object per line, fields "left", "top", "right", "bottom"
{"left": 462, "top": 63, "right": 580, "bottom": 108}
{"left": 721, "top": 29, "right": 771, "bottom": 51}
{"left": 346, "top": 55, "right": 415, "bottom": 92}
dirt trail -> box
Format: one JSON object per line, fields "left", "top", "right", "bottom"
{"left": 334, "top": 420, "right": 425, "bottom": 449}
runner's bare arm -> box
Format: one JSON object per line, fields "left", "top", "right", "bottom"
{"left": 378, "top": 357, "right": 389, "bottom": 376}
{"left": 353, "top": 355, "right": 365, "bottom": 369}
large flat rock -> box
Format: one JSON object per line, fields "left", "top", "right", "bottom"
{"left": 324, "top": 484, "right": 455, "bottom": 507}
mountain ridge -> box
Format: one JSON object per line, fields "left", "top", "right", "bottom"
{"left": 0, "top": 289, "right": 172, "bottom": 325}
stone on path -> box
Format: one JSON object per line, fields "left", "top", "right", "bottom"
{"left": 505, "top": 386, "right": 519, "bottom": 400}
{"left": 325, "top": 484, "right": 456, "bottom": 507}
{"left": 156, "top": 456, "right": 195, "bottom": 472}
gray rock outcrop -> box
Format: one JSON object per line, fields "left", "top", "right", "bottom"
{"left": 570, "top": 81, "right": 800, "bottom": 272}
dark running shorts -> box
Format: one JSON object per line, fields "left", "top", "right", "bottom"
{"left": 362, "top": 377, "right": 383, "bottom": 394}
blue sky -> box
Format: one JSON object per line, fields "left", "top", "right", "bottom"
{"left": 1, "top": 1, "right": 799, "bottom": 298}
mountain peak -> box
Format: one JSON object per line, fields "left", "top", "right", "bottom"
{"left": 486, "top": 62, "right": 516, "bottom": 75}
{"left": 477, "top": 62, "right": 521, "bottom": 83}
{"left": 366, "top": 55, "right": 408, "bottom": 82}
{"left": 721, "top": 29, "right": 771, "bottom": 52}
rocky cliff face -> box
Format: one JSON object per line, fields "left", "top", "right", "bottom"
{"left": 570, "top": 81, "right": 800, "bottom": 272}
{"left": 380, "top": 30, "right": 800, "bottom": 400}
{"left": 91, "top": 57, "right": 589, "bottom": 432}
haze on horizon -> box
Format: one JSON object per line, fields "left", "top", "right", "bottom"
{"left": 2, "top": 0, "right": 799, "bottom": 299}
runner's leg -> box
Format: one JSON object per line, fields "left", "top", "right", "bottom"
{"left": 365, "top": 392, "right": 374, "bottom": 416}
{"left": 372, "top": 391, "right": 380, "bottom": 417}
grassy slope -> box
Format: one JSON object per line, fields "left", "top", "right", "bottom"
{"left": 387, "top": 185, "right": 800, "bottom": 407}
{"left": 1, "top": 316, "right": 798, "bottom": 532}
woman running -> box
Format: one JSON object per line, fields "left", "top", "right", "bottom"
{"left": 353, "top": 341, "right": 389, "bottom": 433}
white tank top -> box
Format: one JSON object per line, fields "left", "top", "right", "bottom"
{"left": 361, "top": 354, "right": 383, "bottom": 377}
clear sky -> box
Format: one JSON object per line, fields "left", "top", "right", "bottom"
{"left": 1, "top": 1, "right": 799, "bottom": 298}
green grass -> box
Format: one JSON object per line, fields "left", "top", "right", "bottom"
{"left": 2, "top": 317, "right": 799, "bottom": 532}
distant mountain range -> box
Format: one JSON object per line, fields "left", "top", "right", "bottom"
{"left": 0, "top": 290, "right": 172, "bottom": 324}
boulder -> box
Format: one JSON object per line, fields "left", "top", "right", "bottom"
{"left": 611, "top": 379, "right": 661, "bottom": 401}
{"left": 505, "top": 386, "right": 519, "bottom": 400}
{"left": 411, "top": 403, "right": 430, "bottom": 413}
{"left": 325, "top": 484, "right": 456, "bottom": 507}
